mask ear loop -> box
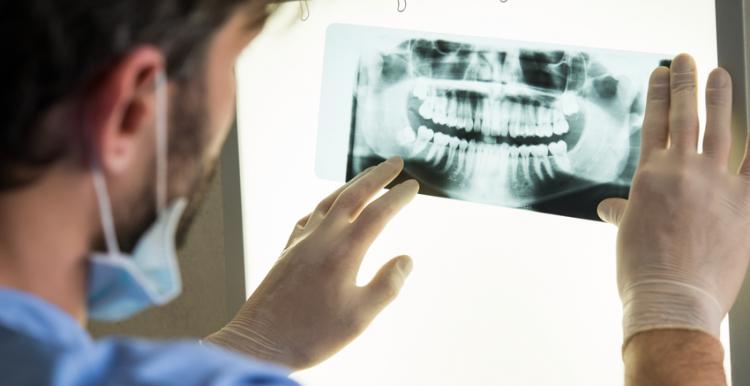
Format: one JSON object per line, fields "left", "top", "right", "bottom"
{"left": 155, "top": 71, "right": 168, "bottom": 214}
{"left": 91, "top": 159, "right": 122, "bottom": 256}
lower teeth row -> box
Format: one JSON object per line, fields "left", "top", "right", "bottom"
{"left": 402, "top": 125, "right": 572, "bottom": 183}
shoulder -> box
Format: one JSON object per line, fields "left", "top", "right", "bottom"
{"left": 0, "top": 326, "right": 299, "bottom": 386}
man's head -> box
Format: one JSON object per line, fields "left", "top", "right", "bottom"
{"left": 0, "top": 0, "right": 271, "bottom": 252}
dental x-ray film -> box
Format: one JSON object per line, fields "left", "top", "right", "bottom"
{"left": 316, "top": 24, "right": 671, "bottom": 221}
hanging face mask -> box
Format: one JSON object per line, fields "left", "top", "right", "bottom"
{"left": 87, "top": 71, "right": 187, "bottom": 321}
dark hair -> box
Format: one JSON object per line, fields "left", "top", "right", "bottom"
{"left": 0, "top": 0, "right": 259, "bottom": 190}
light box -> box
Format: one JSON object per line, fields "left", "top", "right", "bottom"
{"left": 233, "top": 1, "right": 743, "bottom": 385}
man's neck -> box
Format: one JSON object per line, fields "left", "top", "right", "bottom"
{"left": 0, "top": 168, "right": 96, "bottom": 325}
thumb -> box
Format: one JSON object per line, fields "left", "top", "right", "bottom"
{"left": 361, "top": 255, "right": 413, "bottom": 312}
{"left": 597, "top": 198, "right": 628, "bottom": 226}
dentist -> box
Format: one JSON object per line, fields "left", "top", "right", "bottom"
{"left": 0, "top": 1, "right": 745, "bottom": 386}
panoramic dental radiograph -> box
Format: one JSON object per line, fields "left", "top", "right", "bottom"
{"left": 322, "top": 26, "right": 668, "bottom": 220}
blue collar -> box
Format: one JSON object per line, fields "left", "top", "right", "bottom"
{"left": 0, "top": 287, "right": 92, "bottom": 349}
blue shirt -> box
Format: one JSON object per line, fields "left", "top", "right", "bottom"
{"left": 0, "top": 288, "right": 300, "bottom": 386}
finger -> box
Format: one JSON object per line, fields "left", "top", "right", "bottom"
{"left": 305, "top": 166, "right": 377, "bottom": 230}
{"left": 347, "top": 180, "right": 419, "bottom": 262}
{"left": 360, "top": 255, "right": 413, "bottom": 314}
{"left": 668, "top": 54, "right": 700, "bottom": 152}
{"left": 703, "top": 68, "right": 733, "bottom": 166}
{"left": 639, "top": 67, "right": 671, "bottom": 166}
{"left": 285, "top": 213, "right": 312, "bottom": 248}
{"left": 597, "top": 198, "right": 628, "bottom": 226}
{"left": 327, "top": 157, "right": 405, "bottom": 222}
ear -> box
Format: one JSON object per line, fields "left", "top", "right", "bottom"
{"left": 82, "top": 46, "right": 165, "bottom": 175}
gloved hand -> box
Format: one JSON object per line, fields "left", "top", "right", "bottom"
{"left": 597, "top": 54, "right": 750, "bottom": 346}
{"left": 205, "top": 157, "right": 419, "bottom": 370}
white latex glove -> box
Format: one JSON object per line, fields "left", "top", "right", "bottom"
{"left": 598, "top": 54, "right": 750, "bottom": 346}
{"left": 206, "top": 157, "right": 419, "bottom": 370}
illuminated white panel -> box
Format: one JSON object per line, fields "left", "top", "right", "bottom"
{"left": 235, "top": 1, "right": 729, "bottom": 385}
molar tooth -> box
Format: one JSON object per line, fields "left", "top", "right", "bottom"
{"left": 410, "top": 126, "right": 433, "bottom": 156}
{"left": 432, "top": 133, "right": 449, "bottom": 167}
{"left": 559, "top": 92, "right": 580, "bottom": 115}
{"left": 548, "top": 140, "right": 567, "bottom": 155}
{"left": 442, "top": 136, "right": 461, "bottom": 172}
{"left": 542, "top": 122, "right": 554, "bottom": 138}
{"left": 531, "top": 145, "right": 548, "bottom": 180}
{"left": 397, "top": 125, "right": 417, "bottom": 146}
{"left": 525, "top": 106, "right": 537, "bottom": 137}
{"left": 435, "top": 94, "right": 448, "bottom": 125}
{"left": 419, "top": 99, "right": 434, "bottom": 120}
{"left": 413, "top": 83, "right": 427, "bottom": 100}
{"left": 509, "top": 103, "right": 522, "bottom": 138}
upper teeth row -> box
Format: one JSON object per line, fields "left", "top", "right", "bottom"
{"left": 416, "top": 94, "right": 569, "bottom": 138}
{"left": 417, "top": 125, "right": 568, "bottom": 157}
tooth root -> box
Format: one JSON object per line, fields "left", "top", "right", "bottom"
{"left": 464, "top": 141, "right": 478, "bottom": 178}
{"left": 519, "top": 146, "right": 532, "bottom": 181}
{"left": 542, "top": 156, "right": 555, "bottom": 178}
{"left": 442, "top": 137, "right": 460, "bottom": 172}
{"left": 454, "top": 140, "right": 469, "bottom": 176}
{"left": 509, "top": 146, "right": 520, "bottom": 184}
{"left": 533, "top": 157, "right": 545, "bottom": 181}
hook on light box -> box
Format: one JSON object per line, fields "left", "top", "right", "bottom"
{"left": 299, "top": 0, "right": 310, "bottom": 21}
{"left": 397, "top": 0, "right": 406, "bottom": 12}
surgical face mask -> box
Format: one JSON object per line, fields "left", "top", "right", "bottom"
{"left": 87, "top": 71, "right": 187, "bottom": 321}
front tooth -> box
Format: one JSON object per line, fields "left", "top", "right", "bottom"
{"left": 472, "top": 99, "right": 483, "bottom": 135}
{"left": 482, "top": 98, "right": 493, "bottom": 136}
